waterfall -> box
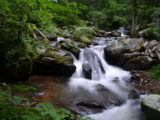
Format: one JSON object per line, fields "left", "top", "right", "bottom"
{"left": 68, "top": 37, "right": 145, "bottom": 120}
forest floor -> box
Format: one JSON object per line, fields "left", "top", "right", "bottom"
{"left": 132, "top": 70, "right": 160, "bottom": 94}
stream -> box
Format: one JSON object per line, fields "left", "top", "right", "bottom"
{"left": 30, "top": 31, "right": 146, "bottom": 120}
{"left": 66, "top": 35, "right": 146, "bottom": 120}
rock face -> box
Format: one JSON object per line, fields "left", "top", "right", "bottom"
{"left": 83, "top": 48, "right": 105, "bottom": 80}
{"left": 141, "top": 94, "right": 160, "bottom": 120}
{"left": 104, "top": 37, "right": 160, "bottom": 70}
{"left": 33, "top": 46, "right": 76, "bottom": 77}
{"left": 56, "top": 40, "right": 80, "bottom": 59}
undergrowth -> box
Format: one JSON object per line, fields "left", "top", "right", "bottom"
{"left": 0, "top": 84, "right": 93, "bottom": 120}
{"left": 148, "top": 64, "right": 160, "bottom": 79}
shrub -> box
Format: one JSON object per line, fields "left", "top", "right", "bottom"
{"left": 148, "top": 64, "right": 160, "bottom": 79}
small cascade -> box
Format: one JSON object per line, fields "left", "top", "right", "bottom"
{"left": 67, "top": 37, "right": 145, "bottom": 120}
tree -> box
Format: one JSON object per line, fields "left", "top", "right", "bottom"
{"left": 131, "top": 0, "right": 137, "bottom": 36}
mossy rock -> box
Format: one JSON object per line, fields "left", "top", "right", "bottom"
{"left": 74, "top": 36, "right": 92, "bottom": 45}
{"left": 33, "top": 46, "right": 76, "bottom": 77}
{"left": 123, "top": 56, "right": 153, "bottom": 70}
{"left": 45, "top": 51, "right": 73, "bottom": 64}
{"left": 78, "top": 43, "right": 87, "bottom": 48}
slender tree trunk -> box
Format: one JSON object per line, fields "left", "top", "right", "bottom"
{"left": 131, "top": 0, "right": 137, "bottom": 36}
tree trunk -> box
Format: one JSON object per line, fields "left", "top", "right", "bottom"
{"left": 131, "top": 0, "right": 137, "bottom": 36}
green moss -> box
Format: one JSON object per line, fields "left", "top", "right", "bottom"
{"left": 128, "top": 56, "right": 141, "bottom": 62}
{"left": 75, "top": 36, "right": 92, "bottom": 45}
{"left": 78, "top": 43, "right": 86, "bottom": 48}
{"left": 148, "top": 64, "right": 160, "bottom": 79}
{"left": 46, "top": 51, "right": 72, "bottom": 63}
{"left": 13, "top": 84, "right": 38, "bottom": 92}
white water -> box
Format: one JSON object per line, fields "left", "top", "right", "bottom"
{"left": 68, "top": 37, "right": 145, "bottom": 120}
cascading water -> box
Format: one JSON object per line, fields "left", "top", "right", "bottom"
{"left": 68, "top": 36, "right": 145, "bottom": 120}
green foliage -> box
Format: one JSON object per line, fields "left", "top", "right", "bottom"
{"left": 13, "top": 84, "right": 38, "bottom": 92}
{"left": 0, "top": 89, "right": 92, "bottom": 120}
{"left": 88, "top": 0, "right": 130, "bottom": 29}
{"left": 73, "top": 27, "right": 94, "bottom": 38}
{"left": 148, "top": 64, "right": 160, "bottom": 80}
{"left": 0, "top": 89, "right": 26, "bottom": 106}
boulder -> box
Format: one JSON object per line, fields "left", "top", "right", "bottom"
{"left": 83, "top": 48, "right": 105, "bottom": 80}
{"left": 33, "top": 46, "right": 76, "bottom": 77}
{"left": 74, "top": 36, "right": 92, "bottom": 46}
{"left": 123, "top": 56, "right": 153, "bottom": 70}
{"left": 104, "top": 37, "right": 144, "bottom": 66}
{"left": 82, "top": 63, "right": 92, "bottom": 79}
{"left": 104, "top": 37, "right": 158, "bottom": 70}
{"left": 107, "top": 31, "right": 121, "bottom": 37}
{"left": 141, "top": 94, "right": 160, "bottom": 120}
{"left": 56, "top": 40, "right": 80, "bottom": 59}
{"left": 155, "top": 45, "right": 160, "bottom": 62}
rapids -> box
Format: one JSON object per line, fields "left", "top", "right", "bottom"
{"left": 68, "top": 36, "right": 145, "bottom": 120}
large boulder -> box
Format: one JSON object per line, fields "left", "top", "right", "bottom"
{"left": 141, "top": 94, "right": 160, "bottom": 120}
{"left": 123, "top": 56, "right": 153, "bottom": 70}
{"left": 104, "top": 37, "right": 159, "bottom": 70}
{"left": 33, "top": 46, "right": 76, "bottom": 77}
{"left": 83, "top": 48, "right": 105, "bottom": 80}
{"left": 56, "top": 40, "right": 80, "bottom": 59}
{"left": 104, "top": 37, "right": 144, "bottom": 67}
{"left": 74, "top": 36, "right": 92, "bottom": 46}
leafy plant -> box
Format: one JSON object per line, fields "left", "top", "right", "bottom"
{"left": 148, "top": 64, "right": 160, "bottom": 80}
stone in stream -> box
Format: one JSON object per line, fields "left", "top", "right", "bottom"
{"left": 59, "top": 84, "right": 123, "bottom": 116}
{"left": 83, "top": 48, "right": 105, "bottom": 80}
{"left": 57, "top": 40, "right": 80, "bottom": 59}
{"left": 33, "top": 46, "right": 76, "bottom": 77}
{"left": 141, "top": 94, "right": 160, "bottom": 120}
{"left": 104, "top": 37, "right": 159, "bottom": 70}
{"left": 82, "top": 63, "right": 92, "bottom": 79}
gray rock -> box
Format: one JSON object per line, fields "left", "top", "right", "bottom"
{"left": 33, "top": 46, "right": 76, "bottom": 77}
{"left": 123, "top": 56, "right": 153, "bottom": 70}
{"left": 141, "top": 94, "right": 160, "bottom": 120}
{"left": 104, "top": 37, "right": 144, "bottom": 67}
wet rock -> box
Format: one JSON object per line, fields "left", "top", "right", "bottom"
{"left": 77, "top": 43, "right": 86, "bottom": 48}
{"left": 46, "top": 35, "right": 57, "bottom": 41}
{"left": 123, "top": 56, "right": 153, "bottom": 70}
{"left": 104, "top": 37, "right": 144, "bottom": 67}
{"left": 155, "top": 45, "right": 160, "bottom": 61}
{"left": 107, "top": 31, "right": 121, "bottom": 37}
{"left": 74, "top": 36, "right": 92, "bottom": 46}
{"left": 94, "top": 30, "right": 108, "bottom": 37}
{"left": 33, "top": 46, "right": 76, "bottom": 77}
{"left": 104, "top": 37, "right": 160, "bottom": 70}
{"left": 82, "top": 63, "right": 92, "bottom": 79}
{"left": 128, "top": 90, "right": 139, "bottom": 99}
{"left": 141, "top": 94, "right": 160, "bottom": 120}
{"left": 83, "top": 48, "right": 105, "bottom": 80}
{"left": 56, "top": 40, "right": 80, "bottom": 59}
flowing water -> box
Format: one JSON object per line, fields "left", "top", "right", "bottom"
{"left": 68, "top": 36, "right": 145, "bottom": 120}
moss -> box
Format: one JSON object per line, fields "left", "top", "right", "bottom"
{"left": 45, "top": 51, "right": 72, "bottom": 63}
{"left": 13, "top": 84, "right": 38, "bottom": 92}
{"left": 75, "top": 36, "right": 92, "bottom": 45}
{"left": 148, "top": 64, "right": 160, "bottom": 79}
{"left": 128, "top": 56, "right": 141, "bottom": 62}
{"left": 135, "top": 42, "right": 144, "bottom": 51}
{"left": 47, "top": 46, "right": 59, "bottom": 51}
{"left": 78, "top": 43, "right": 86, "bottom": 48}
